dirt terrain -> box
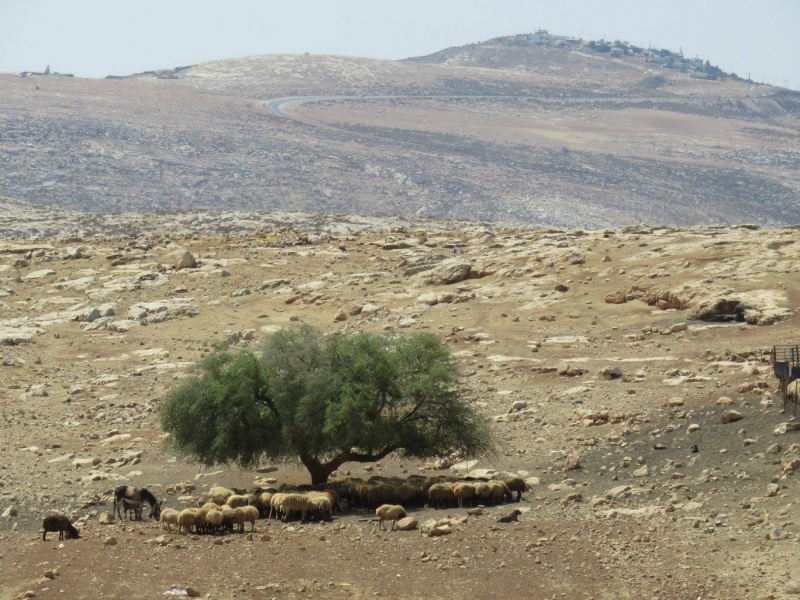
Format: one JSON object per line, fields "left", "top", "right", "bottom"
{"left": 2, "top": 38, "right": 799, "bottom": 226}
{"left": 1, "top": 203, "right": 799, "bottom": 599}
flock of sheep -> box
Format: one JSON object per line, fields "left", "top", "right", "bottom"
{"left": 41, "top": 473, "right": 528, "bottom": 540}
{"left": 159, "top": 473, "right": 528, "bottom": 535}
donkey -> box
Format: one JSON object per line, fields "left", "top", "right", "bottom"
{"left": 113, "top": 486, "right": 163, "bottom": 521}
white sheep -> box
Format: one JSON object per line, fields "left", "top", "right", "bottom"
{"left": 278, "top": 493, "right": 312, "bottom": 522}
{"left": 309, "top": 495, "right": 332, "bottom": 520}
{"left": 376, "top": 504, "right": 406, "bottom": 531}
{"left": 205, "top": 509, "right": 223, "bottom": 533}
{"left": 240, "top": 505, "right": 259, "bottom": 531}
{"left": 160, "top": 508, "right": 180, "bottom": 532}
{"left": 269, "top": 493, "right": 287, "bottom": 520}
{"left": 232, "top": 507, "right": 247, "bottom": 533}
{"left": 177, "top": 508, "right": 197, "bottom": 534}
{"left": 225, "top": 494, "right": 250, "bottom": 509}
{"left": 207, "top": 485, "right": 235, "bottom": 505}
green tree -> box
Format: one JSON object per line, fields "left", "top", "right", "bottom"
{"left": 160, "top": 326, "right": 494, "bottom": 484}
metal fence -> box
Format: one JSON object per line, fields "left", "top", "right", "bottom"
{"left": 771, "top": 345, "right": 800, "bottom": 412}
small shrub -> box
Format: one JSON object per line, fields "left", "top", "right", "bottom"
{"left": 639, "top": 74, "right": 668, "bottom": 89}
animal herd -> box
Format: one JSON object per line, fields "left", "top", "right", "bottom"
{"left": 42, "top": 474, "right": 528, "bottom": 540}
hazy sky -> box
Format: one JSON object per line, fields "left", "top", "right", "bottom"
{"left": 1, "top": 0, "right": 798, "bottom": 88}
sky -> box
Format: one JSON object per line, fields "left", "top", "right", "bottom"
{"left": 1, "top": 0, "right": 798, "bottom": 88}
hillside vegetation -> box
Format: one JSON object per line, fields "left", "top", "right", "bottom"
{"left": 1, "top": 37, "right": 798, "bottom": 225}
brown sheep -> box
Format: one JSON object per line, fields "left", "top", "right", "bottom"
{"left": 42, "top": 515, "right": 80, "bottom": 541}
{"left": 428, "top": 482, "right": 456, "bottom": 509}
{"left": 488, "top": 480, "right": 512, "bottom": 504}
{"left": 453, "top": 482, "right": 476, "bottom": 508}
{"left": 503, "top": 476, "right": 527, "bottom": 502}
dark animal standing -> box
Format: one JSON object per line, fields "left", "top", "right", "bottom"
{"left": 113, "top": 486, "right": 162, "bottom": 521}
{"left": 42, "top": 515, "right": 80, "bottom": 541}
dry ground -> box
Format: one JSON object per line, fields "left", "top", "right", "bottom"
{"left": 1, "top": 214, "right": 799, "bottom": 599}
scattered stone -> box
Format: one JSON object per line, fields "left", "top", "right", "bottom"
{"left": 766, "top": 528, "right": 786, "bottom": 541}
{"left": 396, "top": 517, "right": 418, "bottom": 531}
{"left": 782, "top": 453, "right": 800, "bottom": 474}
{"left": 104, "top": 537, "right": 118, "bottom": 546}
{"left": 720, "top": 410, "right": 743, "bottom": 424}
{"left": 716, "top": 396, "right": 734, "bottom": 406}
{"left": 667, "top": 397, "right": 685, "bottom": 407}
{"left": 598, "top": 365, "right": 623, "bottom": 380}
{"left": 563, "top": 453, "right": 581, "bottom": 471}
{"left": 98, "top": 512, "right": 115, "bottom": 524}
{"left": 173, "top": 249, "right": 197, "bottom": 270}
{"left": 414, "top": 259, "right": 471, "bottom": 285}
{"left": 604, "top": 291, "right": 627, "bottom": 304}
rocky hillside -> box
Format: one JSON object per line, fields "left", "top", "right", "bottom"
{"left": 1, "top": 208, "right": 800, "bottom": 598}
{"left": 1, "top": 40, "right": 798, "bottom": 226}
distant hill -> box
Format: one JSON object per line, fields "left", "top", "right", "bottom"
{"left": 1, "top": 35, "right": 798, "bottom": 227}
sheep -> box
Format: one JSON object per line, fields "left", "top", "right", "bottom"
{"left": 395, "top": 483, "right": 419, "bottom": 507}
{"left": 453, "top": 482, "right": 476, "bottom": 508}
{"left": 194, "top": 508, "right": 208, "bottom": 533}
{"left": 256, "top": 492, "right": 273, "bottom": 518}
{"left": 473, "top": 482, "right": 492, "bottom": 504}
{"left": 225, "top": 494, "right": 249, "bottom": 509}
{"left": 205, "top": 509, "right": 223, "bottom": 533}
{"left": 363, "top": 484, "right": 394, "bottom": 509}
{"left": 42, "top": 515, "right": 80, "bottom": 541}
{"left": 488, "top": 480, "right": 512, "bottom": 504}
{"left": 278, "top": 493, "right": 312, "bottom": 522}
{"left": 269, "top": 493, "right": 287, "bottom": 520}
{"left": 428, "top": 482, "right": 456, "bottom": 509}
{"left": 207, "top": 486, "right": 235, "bottom": 505}
{"left": 201, "top": 502, "right": 222, "bottom": 512}
{"left": 232, "top": 508, "right": 247, "bottom": 533}
{"left": 240, "top": 505, "right": 260, "bottom": 532}
{"left": 308, "top": 495, "right": 333, "bottom": 521}
{"left": 375, "top": 504, "right": 406, "bottom": 531}
{"left": 220, "top": 506, "right": 237, "bottom": 533}
{"left": 317, "top": 489, "right": 340, "bottom": 513}
{"left": 177, "top": 509, "right": 197, "bottom": 534}
{"left": 503, "top": 476, "right": 527, "bottom": 502}
{"left": 787, "top": 379, "right": 799, "bottom": 401}
{"left": 160, "top": 508, "right": 180, "bottom": 532}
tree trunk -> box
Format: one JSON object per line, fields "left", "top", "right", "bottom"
{"left": 300, "top": 454, "right": 338, "bottom": 486}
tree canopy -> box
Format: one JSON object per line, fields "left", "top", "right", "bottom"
{"left": 160, "top": 326, "right": 494, "bottom": 484}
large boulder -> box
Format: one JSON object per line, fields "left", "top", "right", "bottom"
{"left": 414, "top": 259, "right": 472, "bottom": 286}
{"left": 162, "top": 248, "right": 197, "bottom": 270}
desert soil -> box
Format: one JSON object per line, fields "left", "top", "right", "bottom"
{"left": 1, "top": 213, "right": 799, "bottom": 599}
